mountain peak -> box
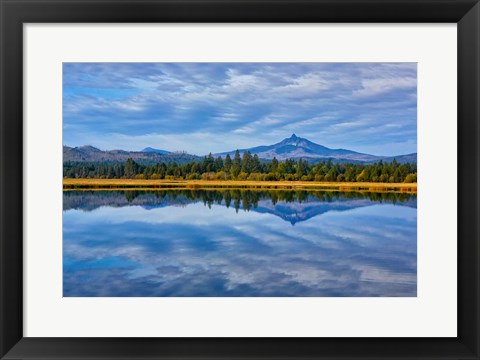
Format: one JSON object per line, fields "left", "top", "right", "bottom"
{"left": 280, "top": 133, "right": 304, "bottom": 146}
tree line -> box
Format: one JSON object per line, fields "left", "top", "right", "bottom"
{"left": 63, "top": 150, "right": 417, "bottom": 183}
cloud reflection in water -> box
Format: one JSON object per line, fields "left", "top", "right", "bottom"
{"left": 63, "top": 190, "right": 416, "bottom": 297}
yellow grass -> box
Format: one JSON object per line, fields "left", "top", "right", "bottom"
{"left": 63, "top": 178, "right": 417, "bottom": 193}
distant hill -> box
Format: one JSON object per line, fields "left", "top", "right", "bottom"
{"left": 63, "top": 145, "right": 200, "bottom": 165}
{"left": 141, "top": 147, "right": 170, "bottom": 155}
{"left": 214, "top": 134, "right": 416, "bottom": 164}
{"left": 380, "top": 153, "right": 417, "bottom": 164}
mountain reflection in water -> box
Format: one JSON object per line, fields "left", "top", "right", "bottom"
{"left": 63, "top": 190, "right": 417, "bottom": 297}
{"left": 64, "top": 189, "right": 416, "bottom": 225}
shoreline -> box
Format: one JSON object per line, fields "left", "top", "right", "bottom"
{"left": 63, "top": 179, "right": 417, "bottom": 193}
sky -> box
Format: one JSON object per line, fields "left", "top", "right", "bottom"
{"left": 63, "top": 62, "right": 417, "bottom": 156}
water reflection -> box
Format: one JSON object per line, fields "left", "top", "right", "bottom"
{"left": 63, "top": 190, "right": 417, "bottom": 297}
{"left": 64, "top": 189, "right": 416, "bottom": 225}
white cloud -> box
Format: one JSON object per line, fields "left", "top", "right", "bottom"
{"left": 354, "top": 76, "right": 416, "bottom": 97}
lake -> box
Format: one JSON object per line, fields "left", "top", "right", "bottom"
{"left": 63, "top": 189, "right": 417, "bottom": 297}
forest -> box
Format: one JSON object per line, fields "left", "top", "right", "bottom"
{"left": 63, "top": 150, "right": 417, "bottom": 183}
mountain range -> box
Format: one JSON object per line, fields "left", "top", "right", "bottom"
{"left": 214, "top": 134, "right": 416, "bottom": 163}
{"left": 63, "top": 145, "right": 201, "bottom": 164}
{"left": 63, "top": 134, "right": 416, "bottom": 164}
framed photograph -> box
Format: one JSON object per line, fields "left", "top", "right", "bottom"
{"left": 1, "top": 0, "right": 479, "bottom": 359}
{"left": 62, "top": 61, "right": 418, "bottom": 298}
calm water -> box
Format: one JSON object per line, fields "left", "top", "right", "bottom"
{"left": 63, "top": 190, "right": 417, "bottom": 297}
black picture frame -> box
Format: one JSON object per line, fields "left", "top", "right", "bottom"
{"left": 1, "top": 0, "right": 479, "bottom": 359}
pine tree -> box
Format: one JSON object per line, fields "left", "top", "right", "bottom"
{"left": 241, "top": 151, "right": 253, "bottom": 173}
{"left": 215, "top": 156, "right": 224, "bottom": 172}
{"left": 271, "top": 157, "right": 279, "bottom": 172}
{"left": 231, "top": 150, "right": 241, "bottom": 178}
{"left": 251, "top": 154, "right": 261, "bottom": 173}
{"left": 224, "top": 154, "right": 232, "bottom": 172}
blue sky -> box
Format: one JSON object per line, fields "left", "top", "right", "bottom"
{"left": 63, "top": 63, "right": 417, "bottom": 156}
